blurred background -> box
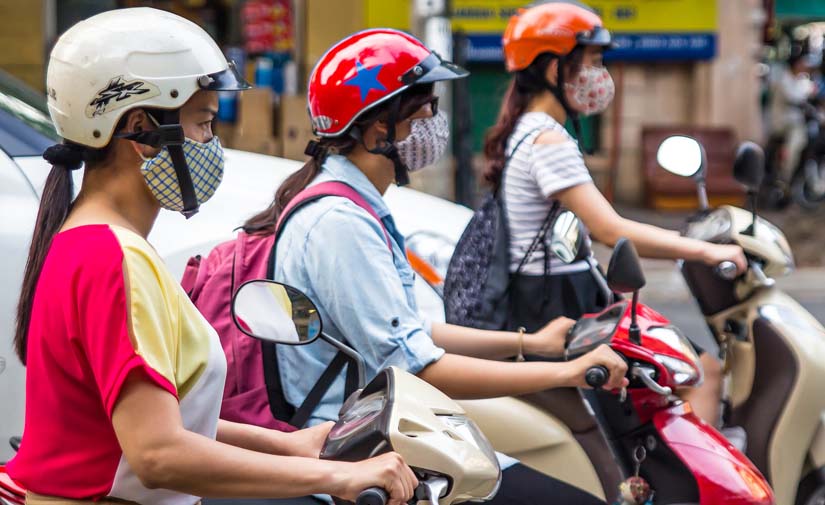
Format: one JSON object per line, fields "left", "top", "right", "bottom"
{"left": 2, "top": 0, "right": 825, "bottom": 263}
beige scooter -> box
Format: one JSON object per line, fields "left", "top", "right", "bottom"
{"left": 231, "top": 279, "right": 501, "bottom": 505}
{"left": 656, "top": 136, "right": 825, "bottom": 505}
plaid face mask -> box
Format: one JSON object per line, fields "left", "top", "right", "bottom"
{"left": 141, "top": 136, "right": 225, "bottom": 212}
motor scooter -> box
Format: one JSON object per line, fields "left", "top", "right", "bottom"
{"left": 657, "top": 135, "right": 825, "bottom": 505}
{"left": 464, "top": 233, "right": 774, "bottom": 504}
{"left": 0, "top": 282, "right": 501, "bottom": 505}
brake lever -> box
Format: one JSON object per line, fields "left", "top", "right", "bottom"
{"left": 631, "top": 366, "right": 672, "bottom": 396}
{"left": 750, "top": 261, "right": 775, "bottom": 288}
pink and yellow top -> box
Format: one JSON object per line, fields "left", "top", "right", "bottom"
{"left": 8, "top": 225, "right": 227, "bottom": 505}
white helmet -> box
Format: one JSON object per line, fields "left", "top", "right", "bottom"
{"left": 47, "top": 7, "right": 249, "bottom": 148}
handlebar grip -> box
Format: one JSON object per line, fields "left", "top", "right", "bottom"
{"left": 715, "top": 261, "right": 738, "bottom": 280}
{"left": 356, "top": 487, "right": 388, "bottom": 505}
{"left": 585, "top": 365, "right": 609, "bottom": 389}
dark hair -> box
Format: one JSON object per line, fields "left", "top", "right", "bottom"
{"left": 482, "top": 48, "right": 584, "bottom": 189}
{"left": 14, "top": 123, "right": 128, "bottom": 363}
{"left": 243, "top": 85, "right": 436, "bottom": 235}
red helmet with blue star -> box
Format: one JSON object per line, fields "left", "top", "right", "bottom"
{"left": 307, "top": 28, "right": 468, "bottom": 137}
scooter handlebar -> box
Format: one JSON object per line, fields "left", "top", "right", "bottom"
{"left": 356, "top": 487, "right": 387, "bottom": 505}
{"left": 585, "top": 365, "right": 609, "bottom": 388}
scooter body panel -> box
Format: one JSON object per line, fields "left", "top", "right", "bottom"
{"left": 458, "top": 397, "right": 605, "bottom": 500}
{"left": 810, "top": 413, "right": 825, "bottom": 471}
{"left": 707, "top": 288, "right": 825, "bottom": 505}
{"left": 0, "top": 466, "right": 24, "bottom": 505}
{"left": 653, "top": 403, "right": 774, "bottom": 505}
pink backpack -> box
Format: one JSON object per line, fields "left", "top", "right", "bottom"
{"left": 182, "top": 181, "right": 390, "bottom": 430}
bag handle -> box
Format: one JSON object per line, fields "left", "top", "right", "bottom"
{"left": 495, "top": 127, "right": 543, "bottom": 197}
{"left": 275, "top": 181, "right": 392, "bottom": 252}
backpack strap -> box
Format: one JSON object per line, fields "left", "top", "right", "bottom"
{"left": 275, "top": 181, "right": 392, "bottom": 252}
{"left": 261, "top": 180, "right": 389, "bottom": 427}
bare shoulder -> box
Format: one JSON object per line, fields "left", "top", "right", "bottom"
{"left": 533, "top": 129, "right": 571, "bottom": 146}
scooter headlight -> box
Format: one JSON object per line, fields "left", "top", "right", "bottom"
{"left": 647, "top": 326, "right": 704, "bottom": 386}
{"left": 654, "top": 354, "right": 703, "bottom": 387}
{"left": 405, "top": 231, "right": 456, "bottom": 281}
{"left": 442, "top": 415, "right": 502, "bottom": 500}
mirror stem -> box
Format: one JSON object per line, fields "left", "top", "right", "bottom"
{"left": 629, "top": 291, "right": 641, "bottom": 345}
{"left": 696, "top": 180, "right": 709, "bottom": 212}
{"left": 742, "top": 190, "right": 758, "bottom": 237}
{"left": 319, "top": 332, "right": 366, "bottom": 389}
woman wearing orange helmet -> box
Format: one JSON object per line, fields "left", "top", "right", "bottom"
{"left": 483, "top": 1, "right": 745, "bottom": 425}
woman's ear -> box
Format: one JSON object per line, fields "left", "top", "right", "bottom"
{"left": 122, "top": 108, "right": 161, "bottom": 159}
{"left": 362, "top": 120, "right": 389, "bottom": 150}
{"left": 124, "top": 108, "right": 149, "bottom": 135}
{"left": 545, "top": 59, "right": 560, "bottom": 86}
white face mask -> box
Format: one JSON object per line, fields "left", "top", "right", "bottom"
{"left": 395, "top": 110, "right": 450, "bottom": 172}
{"left": 565, "top": 65, "right": 615, "bottom": 116}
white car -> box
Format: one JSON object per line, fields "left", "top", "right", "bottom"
{"left": 0, "top": 71, "right": 471, "bottom": 462}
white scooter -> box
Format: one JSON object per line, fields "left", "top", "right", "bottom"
{"left": 230, "top": 280, "right": 502, "bottom": 505}
{"left": 657, "top": 135, "right": 825, "bottom": 505}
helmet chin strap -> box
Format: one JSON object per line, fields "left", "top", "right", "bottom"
{"left": 355, "top": 95, "right": 411, "bottom": 186}
{"left": 544, "top": 55, "right": 585, "bottom": 146}
{"left": 118, "top": 109, "right": 199, "bottom": 217}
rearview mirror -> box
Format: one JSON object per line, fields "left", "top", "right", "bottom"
{"left": 733, "top": 141, "right": 765, "bottom": 191}
{"left": 606, "top": 238, "right": 646, "bottom": 293}
{"left": 550, "top": 210, "right": 587, "bottom": 264}
{"left": 657, "top": 135, "right": 705, "bottom": 179}
{"left": 232, "top": 280, "right": 322, "bottom": 345}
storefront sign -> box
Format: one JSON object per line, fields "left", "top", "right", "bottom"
{"left": 451, "top": 0, "right": 717, "bottom": 62}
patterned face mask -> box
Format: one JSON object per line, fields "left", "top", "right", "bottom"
{"left": 565, "top": 65, "right": 615, "bottom": 116}
{"left": 140, "top": 136, "right": 225, "bottom": 213}
{"left": 395, "top": 110, "right": 450, "bottom": 172}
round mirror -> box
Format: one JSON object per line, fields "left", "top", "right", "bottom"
{"left": 656, "top": 135, "right": 704, "bottom": 178}
{"left": 232, "top": 280, "right": 322, "bottom": 345}
{"left": 550, "top": 210, "right": 586, "bottom": 264}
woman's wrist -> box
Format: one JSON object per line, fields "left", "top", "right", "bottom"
{"left": 523, "top": 332, "right": 564, "bottom": 358}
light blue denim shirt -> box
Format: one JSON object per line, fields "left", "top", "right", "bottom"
{"left": 272, "top": 154, "right": 446, "bottom": 426}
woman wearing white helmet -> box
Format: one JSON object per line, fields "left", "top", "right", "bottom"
{"left": 8, "top": 8, "right": 416, "bottom": 505}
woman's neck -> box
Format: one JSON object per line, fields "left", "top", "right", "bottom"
{"left": 67, "top": 160, "right": 160, "bottom": 238}
{"left": 346, "top": 147, "right": 395, "bottom": 195}
{"left": 526, "top": 91, "right": 567, "bottom": 125}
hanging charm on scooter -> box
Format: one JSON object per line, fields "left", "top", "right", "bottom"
{"left": 615, "top": 446, "right": 655, "bottom": 505}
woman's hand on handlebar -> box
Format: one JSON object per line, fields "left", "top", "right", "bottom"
{"left": 525, "top": 317, "right": 576, "bottom": 358}
{"left": 569, "top": 345, "right": 628, "bottom": 390}
{"left": 335, "top": 452, "right": 418, "bottom": 505}
{"left": 702, "top": 244, "right": 746, "bottom": 274}
{"left": 286, "top": 421, "right": 334, "bottom": 458}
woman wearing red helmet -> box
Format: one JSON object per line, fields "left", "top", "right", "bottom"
{"left": 483, "top": 0, "right": 744, "bottom": 424}
{"left": 244, "top": 28, "right": 622, "bottom": 504}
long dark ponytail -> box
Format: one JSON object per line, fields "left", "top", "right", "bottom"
{"left": 243, "top": 86, "right": 436, "bottom": 235}
{"left": 14, "top": 142, "right": 114, "bottom": 364}
{"left": 482, "top": 48, "right": 584, "bottom": 189}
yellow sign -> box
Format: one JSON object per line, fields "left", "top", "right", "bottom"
{"left": 365, "top": 0, "right": 412, "bottom": 31}
{"left": 451, "top": 0, "right": 717, "bottom": 34}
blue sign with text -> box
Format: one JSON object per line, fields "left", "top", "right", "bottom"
{"left": 462, "top": 33, "right": 716, "bottom": 63}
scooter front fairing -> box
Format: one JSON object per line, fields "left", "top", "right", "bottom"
{"left": 654, "top": 403, "right": 774, "bottom": 505}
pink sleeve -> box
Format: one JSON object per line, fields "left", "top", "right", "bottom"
{"left": 72, "top": 230, "right": 178, "bottom": 417}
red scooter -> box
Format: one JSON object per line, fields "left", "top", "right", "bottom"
{"left": 0, "top": 438, "right": 23, "bottom": 504}
{"left": 565, "top": 236, "right": 774, "bottom": 504}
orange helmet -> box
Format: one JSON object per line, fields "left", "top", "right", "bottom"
{"left": 503, "top": 1, "right": 612, "bottom": 72}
